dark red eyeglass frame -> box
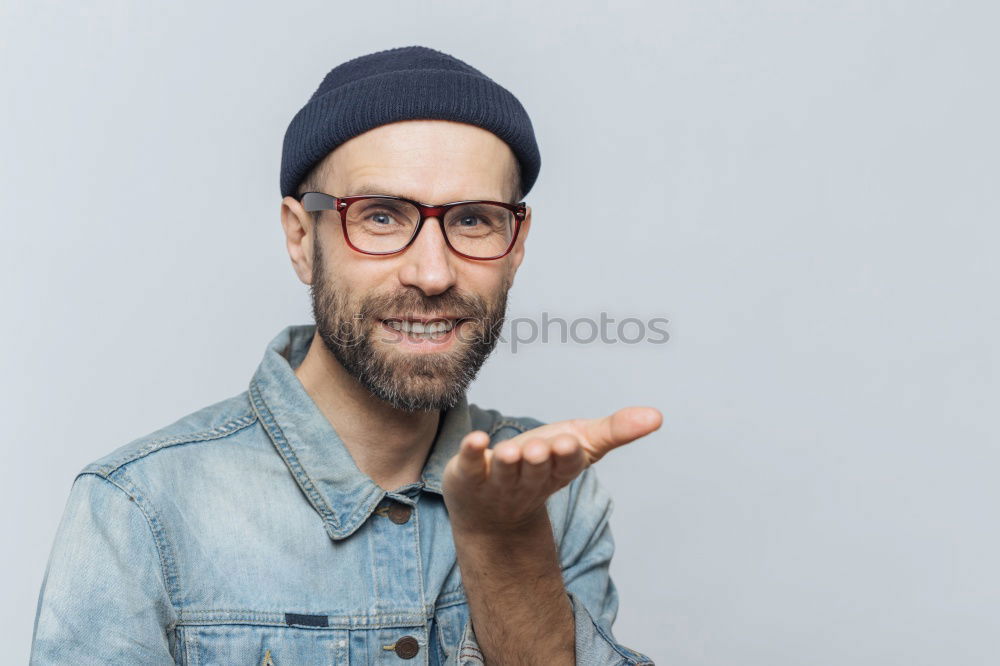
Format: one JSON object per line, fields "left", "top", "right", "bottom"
{"left": 298, "top": 192, "right": 527, "bottom": 261}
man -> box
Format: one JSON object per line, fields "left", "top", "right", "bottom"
{"left": 30, "top": 45, "right": 662, "bottom": 665}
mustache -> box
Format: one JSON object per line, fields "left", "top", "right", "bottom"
{"left": 356, "top": 288, "right": 490, "bottom": 322}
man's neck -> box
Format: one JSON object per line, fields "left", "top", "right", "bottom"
{"left": 293, "top": 331, "right": 441, "bottom": 492}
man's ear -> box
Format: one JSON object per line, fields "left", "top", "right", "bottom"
{"left": 280, "top": 195, "right": 315, "bottom": 285}
{"left": 506, "top": 205, "right": 531, "bottom": 283}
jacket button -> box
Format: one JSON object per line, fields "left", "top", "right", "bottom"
{"left": 394, "top": 635, "right": 419, "bottom": 659}
{"left": 388, "top": 502, "right": 412, "bottom": 524}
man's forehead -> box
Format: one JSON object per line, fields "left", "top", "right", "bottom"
{"left": 343, "top": 181, "right": 506, "bottom": 204}
{"left": 335, "top": 161, "right": 516, "bottom": 203}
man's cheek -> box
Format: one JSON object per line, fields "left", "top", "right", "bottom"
{"left": 452, "top": 318, "right": 483, "bottom": 345}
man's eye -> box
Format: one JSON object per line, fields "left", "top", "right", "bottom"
{"left": 370, "top": 212, "right": 396, "bottom": 225}
{"left": 456, "top": 216, "right": 481, "bottom": 227}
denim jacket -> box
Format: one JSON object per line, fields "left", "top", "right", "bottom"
{"left": 31, "top": 324, "right": 654, "bottom": 665}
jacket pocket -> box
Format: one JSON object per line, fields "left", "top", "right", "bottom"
{"left": 434, "top": 596, "right": 471, "bottom": 664}
{"left": 174, "top": 623, "right": 350, "bottom": 666}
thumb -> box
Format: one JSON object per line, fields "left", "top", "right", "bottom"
{"left": 582, "top": 407, "right": 663, "bottom": 462}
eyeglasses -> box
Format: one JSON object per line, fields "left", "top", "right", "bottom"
{"left": 298, "top": 192, "right": 527, "bottom": 260}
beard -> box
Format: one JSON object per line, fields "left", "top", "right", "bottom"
{"left": 308, "top": 233, "right": 510, "bottom": 412}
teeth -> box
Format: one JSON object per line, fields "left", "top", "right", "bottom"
{"left": 384, "top": 319, "right": 456, "bottom": 336}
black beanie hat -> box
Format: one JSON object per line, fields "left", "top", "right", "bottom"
{"left": 280, "top": 45, "right": 541, "bottom": 200}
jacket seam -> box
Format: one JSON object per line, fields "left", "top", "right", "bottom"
{"left": 436, "top": 590, "right": 468, "bottom": 608}
{"left": 173, "top": 610, "right": 450, "bottom": 627}
{"left": 87, "top": 411, "right": 258, "bottom": 477}
{"left": 177, "top": 609, "right": 444, "bottom": 616}
{"left": 410, "top": 492, "right": 430, "bottom": 647}
{"left": 458, "top": 619, "right": 485, "bottom": 664}
{"left": 569, "top": 590, "right": 654, "bottom": 665}
{"left": 436, "top": 618, "right": 449, "bottom": 663}
{"left": 77, "top": 470, "right": 181, "bottom": 628}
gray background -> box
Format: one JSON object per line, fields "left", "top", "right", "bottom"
{"left": 2, "top": 1, "right": 998, "bottom": 664}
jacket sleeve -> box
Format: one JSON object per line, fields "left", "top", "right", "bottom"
{"left": 30, "top": 472, "right": 178, "bottom": 665}
{"left": 450, "top": 465, "right": 655, "bottom": 665}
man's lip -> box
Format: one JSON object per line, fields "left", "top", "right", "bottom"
{"left": 379, "top": 315, "right": 466, "bottom": 323}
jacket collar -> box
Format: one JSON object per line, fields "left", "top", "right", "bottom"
{"left": 248, "top": 324, "right": 471, "bottom": 541}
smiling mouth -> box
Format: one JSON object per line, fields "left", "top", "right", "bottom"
{"left": 379, "top": 315, "right": 471, "bottom": 341}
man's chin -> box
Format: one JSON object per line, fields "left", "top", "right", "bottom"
{"left": 369, "top": 346, "right": 463, "bottom": 380}
{"left": 366, "top": 371, "right": 466, "bottom": 412}
{"left": 364, "top": 344, "right": 475, "bottom": 410}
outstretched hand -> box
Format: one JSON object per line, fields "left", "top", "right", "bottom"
{"left": 441, "top": 407, "right": 663, "bottom": 534}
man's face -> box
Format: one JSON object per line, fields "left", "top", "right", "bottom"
{"left": 291, "top": 120, "right": 530, "bottom": 412}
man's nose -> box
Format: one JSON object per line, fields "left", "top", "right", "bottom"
{"left": 396, "top": 217, "right": 458, "bottom": 296}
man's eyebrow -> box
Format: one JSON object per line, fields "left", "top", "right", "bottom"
{"left": 346, "top": 184, "right": 503, "bottom": 203}
{"left": 348, "top": 183, "right": 407, "bottom": 197}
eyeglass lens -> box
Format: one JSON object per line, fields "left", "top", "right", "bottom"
{"left": 344, "top": 198, "right": 515, "bottom": 258}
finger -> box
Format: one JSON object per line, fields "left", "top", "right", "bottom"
{"left": 456, "top": 431, "right": 490, "bottom": 482}
{"left": 489, "top": 440, "right": 522, "bottom": 488}
{"left": 581, "top": 407, "right": 663, "bottom": 461}
{"left": 519, "top": 437, "right": 553, "bottom": 488}
{"left": 551, "top": 434, "right": 586, "bottom": 482}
